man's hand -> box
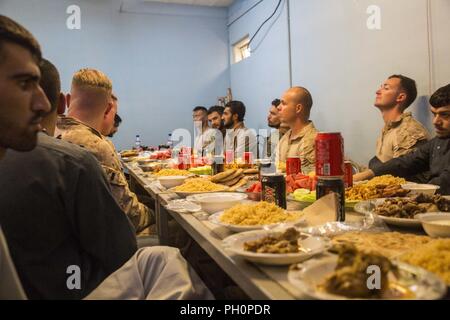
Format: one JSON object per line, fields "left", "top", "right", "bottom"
{"left": 353, "top": 170, "right": 375, "bottom": 182}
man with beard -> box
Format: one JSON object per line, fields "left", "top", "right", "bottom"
{"left": 222, "top": 100, "right": 257, "bottom": 162}
{"left": 0, "top": 58, "right": 137, "bottom": 300}
{"left": 192, "top": 106, "right": 216, "bottom": 156}
{"left": 265, "top": 98, "right": 289, "bottom": 158}
{"left": 354, "top": 84, "right": 450, "bottom": 195}
{"left": 207, "top": 105, "right": 225, "bottom": 131}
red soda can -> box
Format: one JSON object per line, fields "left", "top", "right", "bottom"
{"left": 225, "top": 150, "right": 234, "bottom": 164}
{"left": 178, "top": 154, "right": 186, "bottom": 170}
{"left": 286, "top": 156, "right": 301, "bottom": 176}
{"left": 181, "top": 147, "right": 192, "bottom": 155}
{"left": 244, "top": 152, "right": 253, "bottom": 165}
{"left": 344, "top": 161, "right": 353, "bottom": 188}
{"left": 315, "top": 132, "right": 344, "bottom": 177}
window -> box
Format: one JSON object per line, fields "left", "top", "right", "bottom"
{"left": 232, "top": 35, "right": 251, "bottom": 64}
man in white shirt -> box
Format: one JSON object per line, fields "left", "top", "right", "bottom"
{"left": 193, "top": 106, "right": 217, "bottom": 156}
{"left": 222, "top": 101, "right": 257, "bottom": 162}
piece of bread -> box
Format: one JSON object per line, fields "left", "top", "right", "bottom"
{"left": 210, "top": 169, "right": 236, "bottom": 183}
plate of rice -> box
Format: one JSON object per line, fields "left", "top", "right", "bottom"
{"left": 209, "top": 201, "right": 306, "bottom": 232}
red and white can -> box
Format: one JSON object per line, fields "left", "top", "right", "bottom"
{"left": 344, "top": 161, "right": 353, "bottom": 188}
{"left": 225, "top": 150, "right": 235, "bottom": 164}
{"left": 181, "top": 147, "right": 192, "bottom": 155}
{"left": 244, "top": 152, "right": 253, "bottom": 165}
{"left": 286, "top": 156, "right": 301, "bottom": 176}
{"left": 315, "top": 132, "right": 344, "bottom": 177}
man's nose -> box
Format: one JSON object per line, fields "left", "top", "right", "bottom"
{"left": 433, "top": 115, "right": 441, "bottom": 126}
{"left": 33, "top": 86, "right": 51, "bottom": 113}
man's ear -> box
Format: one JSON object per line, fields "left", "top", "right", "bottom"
{"left": 397, "top": 92, "right": 407, "bottom": 105}
{"left": 104, "top": 101, "right": 113, "bottom": 118}
{"left": 57, "top": 93, "right": 66, "bottom": 115}
{"left": 65, "top": 93, "right": 71, "bottom": 109}
{"left": 295, "top": 103, "right": 304, "bottom": 115}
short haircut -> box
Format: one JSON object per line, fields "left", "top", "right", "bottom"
{"left": 114, "top": 114, "right": 122, "bottom": 127}
{"left": 225, "top": 101, "right": 246, "bottom": 122}
{"left": 389, "top": 74, "right": 417, "bottom": 109}
{"left": 72, "top": 68, "right": 112, "bottom": 92}
{"left": 193, "top": 106, "right": 207, "bottom": 113}
{"left": 291, "top": 86, "right": 313, "bottom": 114}
{"left": 39, "top": 59, "right": 61, "bottom": 113}
{"left": 430, "top": 84, "right": 450, "bottom": 108}
{"left": 271, "top": 99, "right": 281, "bottom": 107}
{"left": 0, "top": 15, "right": 41, "bottom": 63}
{"left": 208, "top": 106, "right": 225, "bottom": 116}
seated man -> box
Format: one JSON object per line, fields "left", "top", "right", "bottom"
{"left": 0, "top": 15, "right": 212, "bottom": 301}
{"left": 222, "top": 101, "right": 257, "bottom": 161}
{"left": 370, "top": 75, "right": 430, "bottom": 172}
{"left": 354, "top": 84, "right": 450, "bottom": 195}
{"left": 276, "top": 87, "right": 318, "bottom": 174}
{"left": 55, "top": 68, "right": 151, "bottom": 233}
{"left": 265, "top": 98, "right": 289, "bottom": 159}
{"left": 192, "top": 106, "right": 216, "bottom": 157}
{"left": 0, "top": 58, "right": 138, "bottom": 299}
{"left": 108, "top": 113, "right": 122, "bottom": 138}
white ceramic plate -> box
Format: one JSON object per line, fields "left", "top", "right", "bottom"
{"left": 354, "top": 198, "right": 422, "bottom": 228}
{"left": 288, "top": 255, "right": 447, "bottom": 300}
{"left": 208, "top": 210, "right": 306, "bottom": 233}
{"left": 186, "top": 193, "right": 248, "bottom": 214}
{"left": 222, "top": 229, "right": 330, "bottom": 266}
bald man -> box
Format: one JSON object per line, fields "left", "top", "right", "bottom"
{"left": 55, "top": 69, "right": 151, "bottom": 234}
{"left": 276, "top": 86, "right": 318, "bottom": 174}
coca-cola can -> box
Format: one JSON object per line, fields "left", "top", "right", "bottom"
{"left": 286, "top": 156, "right": 301, "bottom": 176}
{"left": 244, "top": 152, "right": 253, "bottom": 165}
{"left": 225, "top": 150, "right": 234, "bottom": 164}
{"left": 344, "top": 161, "right": 353, "bottom": 188}
{"left": 315, "top": 132, "right": 344, "bottom": 177}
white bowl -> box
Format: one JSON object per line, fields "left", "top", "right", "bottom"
{"left": 186, "top": 193, "right": 248, "bottom": 214}
{"left": 158, "top": 176, "right": 189, "bottom": 189}
{"left": 415, "top": 213, "right": 450, "bottom": 238}
{"left": 401, "top": 183, "right": 440, "bottom": 196}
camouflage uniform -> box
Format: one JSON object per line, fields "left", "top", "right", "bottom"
{"left": 276, "top": 121, "right": 318, "bottom": 174}
{"left": 376, "top": 112, "right": 430, "bottom": 163}
{"left": 55, "top": 116, "right": 150, "bottom": 233}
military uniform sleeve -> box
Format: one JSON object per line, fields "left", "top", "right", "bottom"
{"left": 393, "top": 124, "right": 429, "bottom": 158}
{"left": 372, "top": 141, "right": 431, "bottom": 178}
{"left": 300, "top": 136, "right": 316, "bottom": 174}
{"left": 102, "top": 165, "right": 150, "bottom": 233}
{"left": 70, "top": 153, "right": 137, "bottom": 279}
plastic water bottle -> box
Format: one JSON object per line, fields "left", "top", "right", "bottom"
{"left": 135, "top": 135, "right": 142, "bottom": 151}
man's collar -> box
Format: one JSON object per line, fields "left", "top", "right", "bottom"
{"left": 57, "top": 115, "right": 103, "bottom": 139}
{"left": 290, "top": 121, "right": 315, "bottom": 141}
{"left": 385, "top": 112, "right": 412, "bottom": 129}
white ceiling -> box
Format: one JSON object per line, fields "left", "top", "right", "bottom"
{"left": 142, "top": 0, "right": 235, "bottom": 7}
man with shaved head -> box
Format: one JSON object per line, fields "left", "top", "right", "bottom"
{"left": 276, "top": 86, "right": 318, "bottom": 173}
{"left": 56, "top": 69, "right": 151, "bottom": 234}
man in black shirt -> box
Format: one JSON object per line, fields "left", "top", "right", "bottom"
{"left": 354, "top": 84, "right": 450, "bottom": 195}
{"left": 0, "top": 58, "right": 138, "bottom": 299}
